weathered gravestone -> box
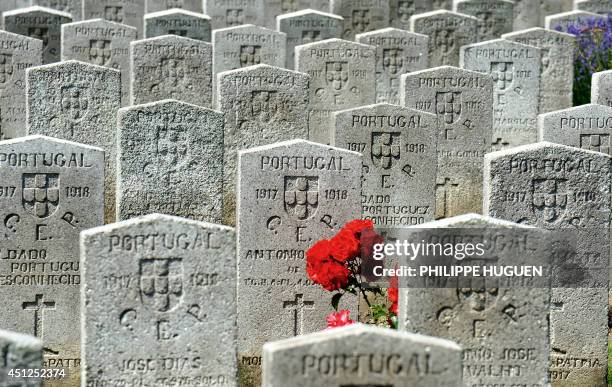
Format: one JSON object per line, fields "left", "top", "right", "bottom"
{"left": 30, "top": 0, "right": 81, "bottom": 20}
{"left": 277, "top": 9, "right": 343, "bottom": 70}
{"left": 0, "top": 135, "right": 104, "bottom": 387}
{"left": 545, "top": 10, "right": 604, "bottom": 30}
{"left": 0, "top": 330, "right": 43, "bottom": 387}
{"left": 330, "top": 0, "right": 390, "bottom": 40}
{"left": 0, "top": 31, "right": 42, "bottom": 141}
{"left": 484, "top": 142, "right": 611, "bottom": 386}
{"left": 61, "top": 19, "right": 137, "bottom": 106}
{"left": 397, "top": 214, "right": 552, "bottom": 386}
{"left": 410, "top": 10, "right": 478, "bottom": 67}
{"left": 334, "top": 103, "right": 438, "bottom": 226}
{"left": 117, "top": 99, "right": 224, "bottom": 222}
{"left": 130, "top": 35, "right": 212, "bottom": 107}
{"left": 203, "top": 0, "right": 264, "bottom": 30}
{"left": 591, "top": 69, "right": 612, "bottom": 107}
{"left": 575, "top": 0, "right": 612, "bottom": 14}
{"left": 0, "top": 1, "right": 29, "bottom": 25}
{"left": 26, "top": 60, "right": 120, "bottom": 224}
{"left": 454, "top": 0, "right": 514, "bottom": 41}
{"left": 144, "top": 9, "right": 211, "bottom": 41}
{"left": 263, "top": 0, "right": 329, "bottom": 29}
{"left": 82, "top": 0, "right": 145, "bottom": 38}
{"left": 4, "top": 6, "right": 71, "bottom": 64}
{"left": 538, "top": 104, "right": 612, "bottom": 156}
{"left": 145, "top": 0, "right": 202, "bottom": 13}
{"left": 356, "top": 28, "right": 428, "bottom": 105}
{"left": 296, "top": 38, "right": 376, "bottom": 145}
{"left": 216, "top": 64, "right": 309, "bottom": 225}
{"left": 503, "top": 28, "right": 575, "bottom": 114}
{"left": 390, "top": 0, "right": 432, "bottom": 31}
{"left": 81, "top": 214, "right": 237, "bottom": 387}
{"left": 460, "top": 39, "right": 541, "bottom": 150}
{"left": 237, "top": 140, "right": 361, "bottom": 387}
{"left": 401, "top": 66, "right": 493, "bottom": 219}
{"left": 262, "top": 324, "right": 463, "bottom": 387}
{"left": 512, "top": 0, "right": 563, "bottom": 31}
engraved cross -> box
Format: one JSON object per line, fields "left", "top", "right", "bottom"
{"left": 435, "top": 178, "right": 458, "bottom": 219}
{"left": 283, "top": 294, "right": 314, "bottom": 336}
{"left": 22, "top": 294, "right": 56, "bottom": 338}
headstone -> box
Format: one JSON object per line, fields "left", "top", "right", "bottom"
{"left": 503, "top": 28, "right": 575, "bottom": 114}
{"left": 484, "top": 142, "right": 611, "bottom": 385}
{"left": 216, "top": 64, "right": 309, "bottom": 225}
{"left": 30, "top": 0, "right": 81, "bottom": 20}
{"left": 0, "top": 31, "right": 42, "bottom": 140}
{"left": 145, "top": 0, "right": 202, "bottom": 13}
{"left": 401, "top": 66, "right": 493, "bottom": 218}
{"left": 203, "top": 0, "right": 264, "bottom": 30}
{"left": 356, "top": 28, "right": 428, "bottom": 105}
{"left": 277, "top": 9, "right": 343, "bottom": 70}
{"left": 397, "top": 214, "right": 552, "bottom": 386}
{"left": 574, "top": 0, "right": 612, "bottom": 14}
{"left": 262, "top": 324, "right": 463, "bottom": 387}
{"left": 410, "top": 10, "right": 479, "bottom": 67}
{"left": 390, "top": 0, "right": 432, "bottom": 30}
{"left": 26, "top": 60, "right": 120, "bottom": 224}
{"left": 144, "top": 9, "right": 211, "bottom": 41}
{"left": 61, "top": 19, "right": 137, "bottom": 106}
{"left": 82, "top": 0, "right": 145, "bottom": 38}
{"left": 0, "top": 330, "right": 43, "bottom": 387}
{"left": 330, "top": 0, "right": 390, "bottom": 40}
{"left": 81, "top": 214, "right": 237, "bottom": 387}
{"left": 0, "top": 1, "right": 30, "bottom": 25}
{"left": 237, "top": 139, "right": 361, "bottom": 387}
{"left": 591, "top": 69, "right": 612, "bottom": 107}
{"left": 512, "top": 0, "right": 563, "bottom": 31}
{"left": 130, "top": 35, "right": 212, "bottom": 107}
{"left": 263, "top": 0, "right": 329, "bottom": 29}
{"left": 117, "top": 99, "right": 224, "bottom": 222}
{"left": 453, "top": 0, "right": 514, "bottom": 41}
{"left": 4, "top": 6, "right": 72, "bottom": 64}
{"left": 334, "top": 103, "right": 438, "bottom": 226}
{"left": 0, "top": 135, "right": 104, "bottom": 387}
{"left": 296, "top": 38, "right": 376, "bottom": 144}
{"left": 460, "top": 39, "right": 541, "bottom": 150}
{"left": 544, "top": 10, "right": 604, "bottom": 30}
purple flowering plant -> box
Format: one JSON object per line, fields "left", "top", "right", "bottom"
{"left": 555, "top": 15, "right": 612, "bottom": 105}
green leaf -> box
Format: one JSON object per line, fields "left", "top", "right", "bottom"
{"left": 331, "top": 292, "right": 343, "bottom": 311}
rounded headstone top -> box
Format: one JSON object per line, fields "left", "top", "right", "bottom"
{"left": 3, "top": 5, "right": 72, "bottom": 18}
{"left": 26, "top": 59, "right": 121, "bottom": 74}
{"left": 276, "top": 9, "right": 344, "bottom": 20}
{"left": 0, "top": 134, "right": 105, "bottom": 152}
{"left": 144, "top": 9, "right": 211, "bottom": 20}
{"left": 485, "top": 140, "right": 612, "bottom": 160}
{"left": 409, "top": 9, "right": 480, "bottom": 20}
{"left": 238, "top": 139, "right": 362, "bottom": 157}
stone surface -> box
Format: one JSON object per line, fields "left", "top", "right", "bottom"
{"left": 330, "top": 0, "right": 390, "bottom": 40}
{"left": 410, "top": 10, "right": 479, "bottom": 67}
{"left": 0, "top": 31, "right": 42, "bottom": 140}
{"left": 117, "top": 99, "right": 223, "bottom": 222}
{"left": 4, "top": 6, "right": 71, "bottom": 64}
{"left": 503, "top": 28, "right": 575, "bottom": 114}
{"left": 130, "top": 35, "right": 212, "bottom": 107}
{"left": 145, "top": 0, "right": 202, "bottom": 13}
{"left": 144, "top": 9, "right": 211, "bottom": 41}
{"left": 0, "top": 330, "right": 43, "bottom": 387}
{"left": 401, "top": 66, "right": 493, "bottom": 219}
{"left": 397, "top": 214, "right": 551, "bottom": 386}
{"left": 0, "top": 135, "right": 104, "bottom": 387}
{"left": 334, "top": 103, "right": 438, "bottom": 226}
{"left": 216, "top": 64, "right": 309, "bottom": 225}
{"left": 454, "top": 0, "right": 514, "bottom": 41}
{"left": 203, "top": 0, "right": 264, "bottom": 30}
{"left": 484, "top": 142, "right": 611, "bottom": 386}
{"left": 544, "top": 10, "right": 604, "bottom": 30}
{"left": 26, "top": 60, "right": 120, "bottom": 224}
{"left": 61, "top": 18, "right": 137, "bottom": 106}
{"left": 574, "top": 0, "right": 612, "bottom": 14}
{"left": 296, "top": 38, "right": 376, "bottom": 144}
{"left": 237, "top": 140, "right": 361, "bottom": 387}
{"left": 356, "top": 28, "right": 428, "bottom": 104}
{"left": 82, "top": 0, "right": 145, "bottom": 38}
{"left": 390, "top": 0, "right": 433, "bottom": 30}
{"left": 277, "top": 9, "right": 343, "bottom": 70}
{"left": 81, "top": 214, "right": 237, "bottom": 387}
{"left": 30, "top": 0, "right": 81, "bottom": 20}
{"left": 591, "top": 69, "right": 612, "bottom": 107}
{"left": 262, "top": 324, "right": 463, "bottom": 387}
{"left": 263, "top": 0, "right": 329, "bottom": 29}
{"left": 512, "top": 0, "right": 563, "bottom": 30}
{"left": 460, "top": 39, "right": 541, "bottom": 150}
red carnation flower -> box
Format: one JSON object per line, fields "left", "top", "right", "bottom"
{"left": 326, "top": 310, "right": 354, "bottom": 329}
{"left": 329, "top": 228, "right": 360, "bottom": 263}
{"left": 388, "top": 271, "right": 398, "bottom": 315}
{"left": 306, "top": 240, "right": 350, "bottom": 291}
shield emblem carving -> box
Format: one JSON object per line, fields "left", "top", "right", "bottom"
{"left": 251, "top": 90, "right": 278, "bottom": 123}
{"left": 352, "top": 10, "right": 371, "bottom": 33}
{"left": 541, "top": 48, "right": 551, "bottom": 71}
{"left": 22, "top": 173, "right": 59, "bottom": 219}
{"left": 476, "top": 11, "right": 495, "bottom": 37}
{"left": 325, "top": 61, "right": 349, "bottom": 91}
{"left": 89, "top": 39, "right": 111, "bottom": 66}
{"left": 160, "top": 57, "right": 186, "bottom": 91}
{"left": 435, "top": 91, "right": 462, "bottom": 125}
{"left": 382, "top": 48, "right": 404, "bottom": 76}
{"left": 302, "top": 30, "right": 321, "bottom": 44}
{"left": 226, "top": 9, "right": 244, "bottom": 26}
{"left": 580, "top": 134, "right": 611, "bottom": 155}
{"left": 104, "top": 6, "right": 124, "bottom": 23}
{"left": 28, "top": 27, "right": 49, "bottom": 46}
{"left": 281, "top": 0, "right": 298, "bottom": 12}
{"left": 284, "top": 176, "right": 319, "bottom": 220}
{"left": 371, "top": 132, "right": 400, "bottom": 169}
{"left": 434, "top": 29, "right": 455, "bottom": 57}
{"left": 532, "top": 178, "right": 567, "bottom": 223}
{"left": 139, "top": 258, "right": 183, "bottom": 312}
{"left": 398, "top": 0, "right": 415, "bottom": 23}
{"left": 0, "top": 53, "right": 13, "bottom": 86}
{"left": 491, "top": 62, "right": 514, "bottom": 91}
{"left": 240, "top": 45, "right": 262, "bottom": 67}
{"left": 48, "top": 0, "right": 71, "bottom": 12}
{"left": 156, "top": 124, "right": 189, "bottom": 165}
{"left": 61, "top": 85, "right": 89, "bottom": 124}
